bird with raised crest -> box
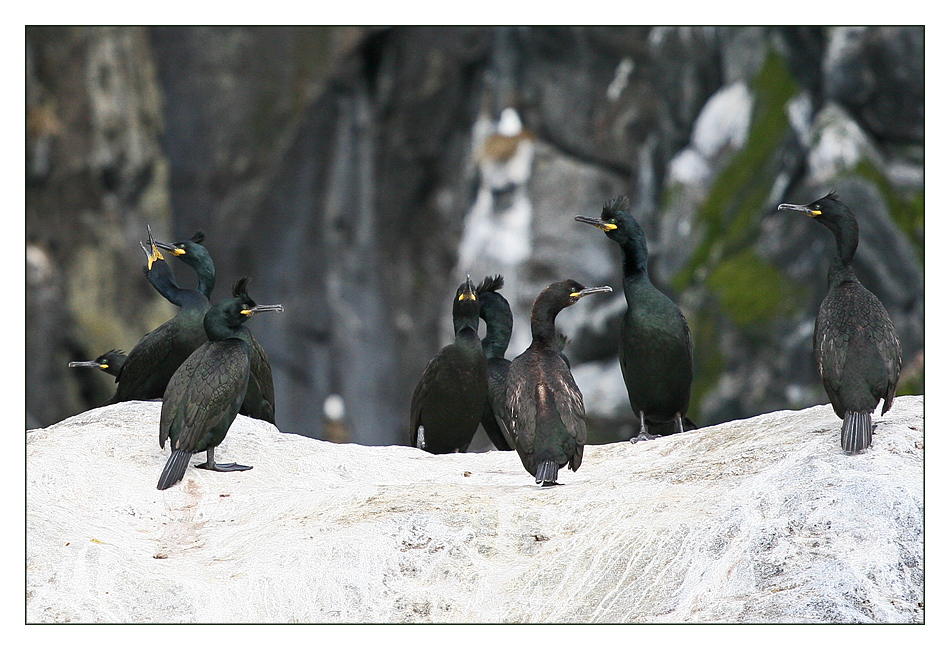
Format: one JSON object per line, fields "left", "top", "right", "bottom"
{"left": 157, "top": 277, "right": 283, "bottom": 490}
{"left": 575, "top": 196, "right": 695, "bottom": 441}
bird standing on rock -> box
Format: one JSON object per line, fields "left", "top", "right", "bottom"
{"left": 157, "top": 278, "right": 283, "bottom": 490}
{"left": 778, "top": 192, "right": 901, "bottom": 454}
{"left": 504, "top": 279, "right": 612, "bottom": 486}
{"left": 476, "top": 275, "right": 515, "bottom": 451}
{"left": 409, "top": 276, "right": 488, "bottom": 454}
{"left": 575, "top": 196, "right": 694, "bottom": 441}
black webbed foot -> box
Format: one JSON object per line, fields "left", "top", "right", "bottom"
{"left": 194, "top": 461, "right": 253, "bottom": 472}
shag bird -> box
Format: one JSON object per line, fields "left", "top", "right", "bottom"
{"left": 504, "top": 279, "right": 612, "bottom": 485}
{"left": 575, "top": 196, "right": 695, "bottom": 442}
{"left": 778, "top": 192, "right": 902, "bottom": 453}
{"left": 69, "top": 349, "right": 126, "bottom": 377}
{"left": 476, "top": 275, "right": 515, "bottom": 451}
{"left": 157, "top": 278, "right": 283, "bottom": 490}
{"left": 108, "top": 231, "right": 211, "bottom": 404}
{"left": 155, "top": 232, "right": 278, "bottom": 425}
{"left": 409, "top": 276, "right": 488, "bottom": 454}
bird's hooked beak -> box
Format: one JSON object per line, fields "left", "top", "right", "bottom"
{"left": 141, "top": 225, "right": 165, "bottom": 270}
{"left": 458, "top": 275, "right": 477, "bottom": 301}
{"left": 154, "top": 236, "right": 187, "bottom": 256}
{"left": 777, "top": 202, "right": 821, "bottom": 218}
{"left": 241, "top": 304, "right": 284, "bottom": 317}
{"left": 68, "top": 360, "right": 108, "bottom": 369}
{"left": 570, "top": 285, "right": 613, "bottom": 299}
{"left": 574, "top": 215, "right": 618, "bottom": 231}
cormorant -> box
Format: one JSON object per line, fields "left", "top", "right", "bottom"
{"left": 157, "top": 277, "right": 283, "bottom": 490}
{"left": 155, "top": 232, "right": 278, "bottom": 425}
{"left": 778, "top": 192, "right": 902, "bottom": 453}
{"left": 504, "top": 279, "right": 612, "bottom": 485}
{"left": 69, "top": 349, "right": 126, "bottom": 377}
{"left": 409, "top": 276, "right": 488, "bottom": 454}
{"left": 575, "top": 196, "right": 695, "bottom": 442}
{"left": 476, "top": 275, "right": 515, "bottom": 451}
{"left": 108, "top": 232, "right": 211, "bottom": 403}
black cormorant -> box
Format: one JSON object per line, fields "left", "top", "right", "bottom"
{"left": 69, "top": 349, "right": 126, "bottom": 377}
{"left": 476, "top": 275, "right": 515, "bottom": 451}
{"left": 778, "top": 192, "right": 902, "bottom": 453}
{"left": 409, "top": 276, "right": 488, "bottom": 454}
{"left": 575, "top": 196, "right": 695, "bottom": 442}
{"left": 157, "top": 278, "right": 283, "bottom": 490}
{"left": 155, "top": 232, "right": 278, "bottom": 425}
{"left": 504, "top": 279, "right": 612, "bottom": 485}
{"left": 108, "top": 232, "right": 211, "bottom": 403}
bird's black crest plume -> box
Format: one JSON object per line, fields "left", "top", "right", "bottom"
{"left": 825, "top": 190, "right": 839, "bottom": 202}
{"left": 476, "top": 275, "right": 505, "bottom": 295}
{"left": 602, "top": 195, "right": 630, "bottom": 217}
{"left": 106, "top": 349, "right": 125, "bottom": 355}
{"left": 232, "top": 277, "right": 251, "bottom": 299}
{"left": 190, "top": 231, "right": 205, "bottom": 244}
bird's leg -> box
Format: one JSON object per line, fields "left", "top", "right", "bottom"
{"left": 676, "top": 413, "right": 685, "bottom": 434}
{"left": 194, "top": 447, "right": 253, "bottom": 472}
{"left": 630, "top": 411, "right": 660, "bottom": 443}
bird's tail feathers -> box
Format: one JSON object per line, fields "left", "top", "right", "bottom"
{"left": 841, "top": 411, "right": 872, "bottom": 454}
{"left": 157, "top": 449, "right": 193, "bottom": 490}
{"left": 535, "top": 460, "right": 558, "bottom": 485}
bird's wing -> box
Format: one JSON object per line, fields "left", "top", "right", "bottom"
{"left": 115, "top": 321, "right": 178, "bottom": 395}
{"left": 814, "top": 301, "right": 846, "bottom": 394}
{"left": 550, "top": 364, "right": 587, "bottom": 471}
{"left": 409, "top": 348, "right": 449, "bottom": 446}
{"left": 160, "top": 340, "right": 250, "bottom": 453}
{"left": 505, "top": 358, "right": 538, "bottom": 455}
{"left": 866, "top": 296, "right": 903, "bottom": 413}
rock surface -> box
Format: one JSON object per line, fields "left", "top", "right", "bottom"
{"left": 27, "top": 396, "right": 923, "bottom": 623}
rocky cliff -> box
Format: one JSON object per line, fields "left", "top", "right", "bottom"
{"left": 26, "top": 396, "right": 922, "bottom": 623}
{"left": 26, "top": 27, "right": 923, "bottom": 446}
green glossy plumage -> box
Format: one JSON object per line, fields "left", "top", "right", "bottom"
{"left": 409, "top": 277, "right": 488, "bottom": 454}
{"left": 779, "top": 192, "right": 902, "bottom": 453}
{"left": 575, "top": 196, "right": 694, "bottom": 440}
{"left": 504, "top": 280, "right": 612, "bottom": 485}
{"left": 476, "top": 275, "right": 514, "bottom": 451}
{"left": 157, "top": 278, "right": 283, "bottom": 490}
{"left": 156, "top": 232, "right": 277, "bottom": 424}
{"left": 109, "top": 240, "right": 210, "bottom": 404}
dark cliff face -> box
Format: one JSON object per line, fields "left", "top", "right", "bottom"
{"left": 26, "top": 26, "right": 923, "bottom": 444}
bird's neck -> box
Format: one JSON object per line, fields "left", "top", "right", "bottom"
{"left": 481, "top": 306, "right": 512, "bottom": 359}
{"left": 827, "top": 256, "right": 858, "bottom": 288}
{"left": 827, "top": 215, "right": 859, "bottom": 287}
{"left": 196, "top": 269, "right": 215, "bottom": 300}
{"left": 529, "top": 305, "right": 563, "bottom": 348}
{"left": 619, "top": 240, "right": 649, "bottom": 280}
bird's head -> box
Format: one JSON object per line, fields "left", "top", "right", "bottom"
{"left": 574, "top": 195, "right": 646, "bottom": 249}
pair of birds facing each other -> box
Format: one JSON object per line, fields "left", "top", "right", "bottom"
{"left": 778, "top": 192, "right": 902, "bottom": 454}
{"left": 70, "top": 227, "right": 279, "bottom": 425}
{"left": 409, "top": 274, "right": 612, "bottom": 486}
{"left": 157, "top": 277, "right": 283, "bottom": 490}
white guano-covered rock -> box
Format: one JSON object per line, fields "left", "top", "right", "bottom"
{"left": 26, "top": 396, "right": 923, "bottom": 623}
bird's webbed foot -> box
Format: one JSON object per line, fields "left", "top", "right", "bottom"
{"left": 195, "top": 461, "right": 253, "bottom": 472}
{"left": 629, "top": 432, "right": 660, "bottom": 443}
